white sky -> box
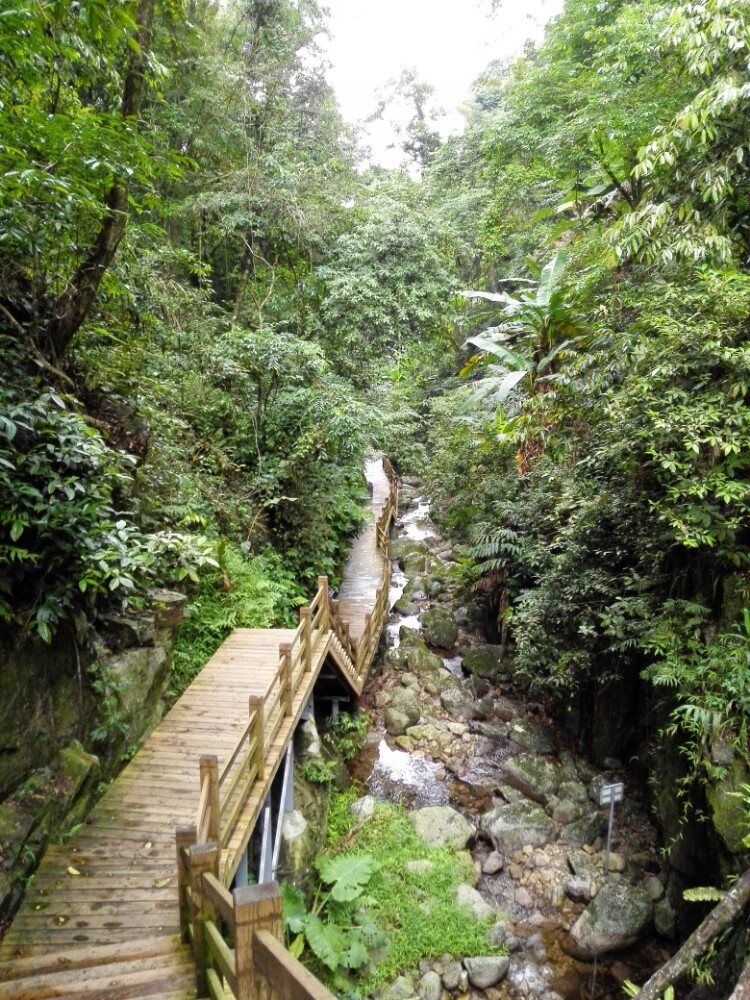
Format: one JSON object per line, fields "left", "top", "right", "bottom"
{"left": 320, "top": 0, "right": 566, "bottom": 165}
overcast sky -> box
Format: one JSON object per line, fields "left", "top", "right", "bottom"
{"left": 320, "top": 0, "right": 566, "bottom": 165}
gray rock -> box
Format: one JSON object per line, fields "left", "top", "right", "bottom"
{"left": 567, "top": 882, "right": 652, "bottom": 958}
{"left": 503, "top": 753, "right": 561, "bottom": 804}
{"left": 455, "top": 883, "right": 494, "bottom": 921}
{"left": 480, "top": 801, "right": 556, "bottom": 852}
{"left": 560, "top": 812, "right": 604, "bottom": 847}
{"left": 564, "top": 877, "right": 593, "bottom": 903}
{"left": 381, "top": 975, "right": 415, "bottom": 1000}
{"left": 551, "top": 799, "right": 585, "bottom": 825}
{"left": 441, "top": 961, "right": 463, "bottom": 990}
{"left": 418, "top": 971, "right": 442, "bottom": 1000}
{"left": 463, "top": 956, "right": 510, "bottom": 989}
{"left": 507, "top": 717, "right": 557, "bottom": 754}
{"left": 384, "top": 708, "right": 411, "bottom": 736}
{"left": 412, "top": 805, "right": 473, "bottom": 849}
{"left": 422, "top": 609, "right": 458, "bottom": 649}
{"left": 405, "top": 859, "right": 432, "bottom": 874}
{"left": 482, "top": 851, "right": 504, "bottom": 875}
{"left": 440, "top": 687, "right": 473, "bottom": 717}
{"left": 558, "top": 779, "right": 590, "bottom": 804}
{"left": 643, "top": 875, "right": 665, "bottom": 902}
{"left": 390, "top": 687, "right": 421, "bottom": 726}
{"left": 654, "top": 897, "right": 677, "bottom": 939}
{"left": 462, "top": 644, "right": 506, "bottom": 681}
{"left": 485, "top": 920, "right": 509, "bottom": 948}
{"left": 349, "top": 795, "right": 377, "bottom": 820}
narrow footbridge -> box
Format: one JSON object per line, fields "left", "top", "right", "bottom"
{"left": 0, "top": 461, "right": 397, "bottom": 1000}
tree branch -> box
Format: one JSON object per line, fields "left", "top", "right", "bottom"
{"left": 632, "top": 869, "right": 750, "bottom": 1000}
{"left": 39, "top": 0, "right": 155, "bottom": 361}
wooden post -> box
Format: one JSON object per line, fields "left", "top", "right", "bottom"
{"left": 279, "top": 643, "right": 293, "bottom": 715}
{"left": 317, "top": 575, "right": 329, "bottom": 631}
{"left": 188, "top": 842, "right": 220, "bottom": 996}
{"left": 199, "top": 754, "right": 220, "bottom": 845}
{"left": 249, "top": 695, "right": 265, "bottom": 778}
{"left": 300, "top": 607, "right": 313, "bottom": 672}
{"left": 331, "top": 598, "right": 340, "bottom": 627}
{"left": 175, "top": 825, "right": 197, "bottom": 944}
{"left": 233, "top": 882, "right": 283, "bottom": 1000}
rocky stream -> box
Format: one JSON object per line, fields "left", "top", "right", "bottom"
{"left": 347, "top": 481, "right": 677, "bottom": 1000}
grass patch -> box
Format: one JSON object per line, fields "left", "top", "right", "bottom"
{"left": 321, "top": 790, "right": 499, "bottom": 993}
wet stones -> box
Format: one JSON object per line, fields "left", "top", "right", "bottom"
{"left": 462, "top": 645, "right": 506, "bottom": 682}
{"left": 502, "top": 753, "right": 561, "bottom": 805}
{"left": 421, "top": 608, "right": 458, "bottom": 650}
{"left": 480, "top": 801, "right": 556, "bottom": 852}
{"left": 412, "top": 804, "right": 474, "bottom": 849}
{"left": 564, "top": 881, "right": 653, "bottom": 959}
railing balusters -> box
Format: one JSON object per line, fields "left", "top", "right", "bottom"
{"left": 280, "top": 643, "right": 293, "bottom": 714}
{"left": 249, "top": 695, "right": 264, "bottom": 777}
{"left": 199, "top": 755, "right": 220, "bottom": 845}
{"left": 300, "top": 606, "right": 313, "bottom": 672}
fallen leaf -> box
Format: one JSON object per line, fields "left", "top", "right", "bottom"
{"left": 144, "top": 841, "right": 152, "bottom": 849}
{"left": 67, "top": 866, "right": 81, "bottom": 877}
{"left": 153, "top": 877, "right": 172, "bottom": 888}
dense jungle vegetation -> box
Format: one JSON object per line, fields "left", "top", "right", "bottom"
{"left": 2, "top": 0, "right": 750, "bottom": 897}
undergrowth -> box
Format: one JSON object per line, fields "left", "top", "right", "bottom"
{"left": 321, "top": 789, "right": 499, "bottom": 993}
{"left": 169, "top": 542, "right": 304, "bottom": 699}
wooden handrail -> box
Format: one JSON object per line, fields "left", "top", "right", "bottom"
{"left": 177, "top": 842, "right": 336, "bottom": 1000}
{"left": 192, "top": 470, "right": 398, "bottom": 872}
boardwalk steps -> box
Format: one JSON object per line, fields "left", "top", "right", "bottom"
{"left": 0, "top": 459, "right": 397, "bottom": 1000}
{"left": 0, "top": 935, "right": 202, "bottom": 999}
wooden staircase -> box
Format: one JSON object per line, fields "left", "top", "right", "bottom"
{"left": 0, "top": 935, "right": 202, "bottom": 999}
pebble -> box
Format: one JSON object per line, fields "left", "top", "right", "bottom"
{"left": 482, "top": 851, "right": 504, "bottom": 875}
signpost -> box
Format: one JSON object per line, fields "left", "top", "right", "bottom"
{"left": 599, "top": 781, "right": 624, "bottom": 881}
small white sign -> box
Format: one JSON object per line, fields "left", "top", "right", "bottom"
{"left": 599, "top": 782, "right": 624, "bottom": 807}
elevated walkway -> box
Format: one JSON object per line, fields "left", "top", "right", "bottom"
{"left": 0, "top": 460, "right": 397, "bottom": 1000}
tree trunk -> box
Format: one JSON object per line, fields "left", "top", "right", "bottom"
{"left": 39, "top": 0, "right": 156, "bottom": 361}
{"left": 633, "top": 868, "right": 750, "bottom": 1000}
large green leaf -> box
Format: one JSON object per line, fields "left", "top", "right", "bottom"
{"left": 318, "top": 853, "right": 379, "bottom": 902}
{"left": 536, "top": 251, "right": 566, "bottom": 308}
{"left": 303, "top": 914, "right": 346, "bottom": 971}
{"left": 280, "top": 882, "right": 307, "bottom": 934}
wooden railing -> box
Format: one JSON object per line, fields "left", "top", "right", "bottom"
{"left": 194, "top": 577, "right": 332, "bottom": 866}
{"left": 176, "top": 837, "right": 334, "bottom": 1000}
{"left": 192, "top": 465, "right": 398, "bottom": 876}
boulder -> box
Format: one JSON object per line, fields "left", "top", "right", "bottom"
{"left": 566, "top": 882, "right": 652, "bottom": 958}
{"left": 502, "top": 753, "right": 561, "bottom": 804}
{"left": 384, "top": 709, "right": 411, "bottom": 737}
{"left": 401, "top": 636, "right": 444, "bottom": 675}
{"left": 390, "top": 687, "right": 421, "bottom": 726}
{"left": 455, "top": 883, "right": 494, "bottom": 921}
{"left": 462, "top": 645, "right": 506, "bottom": 681}
{"left": 421, "top": 609, "right": 458, "bottom": 650}
{"left": 480, "top": 801, "right": 556, "bottom": 852}
{"left": 463, "top": 956, "right": 510, "bottom": 989}
{"left": 507, "top": 718, "right": 558, "bottom": 754}
{"left": 440, "top": 687, "right": 474, "bottom": 717}
{"left": 391, "top": 538, "right": 429, "bottom": 572}
{"left": 412, "top": 805, "right": 473, "bottom": 849}
{"left": 560, "top": 812, "right": 605, "bottom": 847}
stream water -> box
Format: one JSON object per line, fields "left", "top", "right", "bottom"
{"left": 349, "top": 485, "right": 673, "bottom": 1000}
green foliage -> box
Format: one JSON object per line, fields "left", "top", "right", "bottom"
{"left": 322, "top": 712, "right": 370, "bottom": 762}
{"left": 170, "top": 543, "right": 302, "bottom": 698}
{"left": 643, "top": 603, "right": 750, "bottom": 774}
{"left": 317, "top": 796, "right": 500, "bottom": 993}
{"left": 0, "top": 350, "right": 218, "bottom": 640}
{"left": 282, "top": 853, "right": 382, "bottom": 977}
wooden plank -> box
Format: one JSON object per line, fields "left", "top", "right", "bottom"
{"left": 254, "top": 928, "right": 335, "bottom": 1000}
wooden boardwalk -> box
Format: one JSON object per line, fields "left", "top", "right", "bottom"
{"left": 0, "top": 461, "right": 395, "bottom": 999}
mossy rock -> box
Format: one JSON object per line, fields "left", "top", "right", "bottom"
{"left": 706, "top": 758, "right": 750, "bottom": 854}
{"left": 391, "top": 539, "right": 430, "bottom": 573}
{"left": 421, "top": 609, "right": 458, "bottom": 651}
{"left": 399, "top": 635, "right": 443, "bottom": 674}
{"left": 462, "top": 645, "right": 506, "bottom": 681}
